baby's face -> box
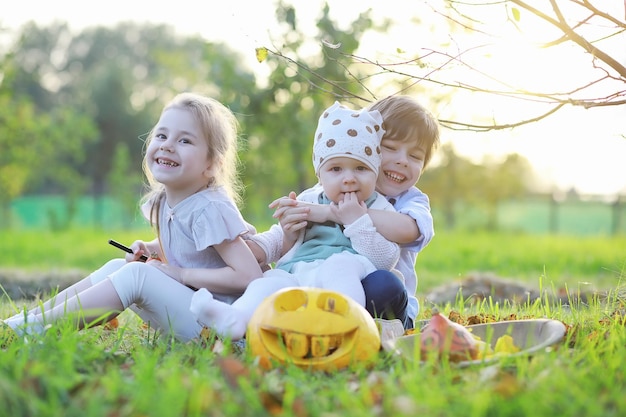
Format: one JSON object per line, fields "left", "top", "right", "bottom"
{"left": 317, "top": 157, "right": 377, "bottom": 204}
{"left": 376, "top": 138, "right": 426, "bottom": 198}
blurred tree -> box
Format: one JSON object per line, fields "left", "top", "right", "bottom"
{"left": 0, "top": 96, "right": 38, "bottom": 228}
{"left": 107, "top": 143, "right": 144, "bottom": 226}
{"left": 0, "top": 29, "right": 99, "bottom": 229}
{"left": 0, "top": 93, "right": 97, "bottom": 229}
{"left": 419, "top": 143, "right": 482, "bottom": 229}
{"left": 2, "top": 21, "right": 257, "bottom": 226}
{"left": 420, "top": 143, "right": 534, "bottom": 230}
{"left": 477, "top": 153, "right": 534, "bottom": 230}
{"left": 241, "top": 1, "right": 386, "bottom": 223}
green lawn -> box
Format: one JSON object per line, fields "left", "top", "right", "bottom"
{"left": 2, "top": 228, "right": 624, "bottom": 292}
{"left": 1, "top": 229, "right": 625, "bottom": 416}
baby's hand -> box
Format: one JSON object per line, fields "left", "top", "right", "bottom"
{"left": 335, "top": 192, "right": 367, "bottom": 225}
{"left": 300, "top": 203, "right": 331, "bottom": 223}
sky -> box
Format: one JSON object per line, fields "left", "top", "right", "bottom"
{"left": 3, "top": 0, "right": 626, "bottom": 197}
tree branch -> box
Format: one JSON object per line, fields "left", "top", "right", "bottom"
{"left": 511, "top": 0, "right": 626, "bottom": 78}
{"left": 439, "top": 103, "right": 566, "bottom": 131}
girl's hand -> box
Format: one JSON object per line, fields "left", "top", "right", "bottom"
{"left": 148, "top": 260, "right": 184, "bottom": 284}
{"left": 279, "top": 211, "right": 304, "bottom": 247}
{"left": 270, "top": 191, "right": 307, "bottom": 241}
{"left": 271, "top": 191, "right": 333, "bottom": 224}
{"left": 335, "top": 192, "right": 367, "bottom": 225}
{"left": 269, "top": 191, "right": 298, "bottom": 212}
{"left": 128, "top": 239, "right": 162, "bottom": 263}
{"left": 277, "top": 206, "right": 308, "bottom": 232}
{"left": 127, "top": 240, "right": 149, "bottom": 263}
{"left": 268, "top": 191, "right": 299, "bottom": 219}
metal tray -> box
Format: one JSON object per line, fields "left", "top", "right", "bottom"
{"left": 382, "top": 319, "right": 567, "bottom": 367}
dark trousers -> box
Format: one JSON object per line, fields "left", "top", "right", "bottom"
{"left": 362, "top": 270, "right": 413, "bottom": 329}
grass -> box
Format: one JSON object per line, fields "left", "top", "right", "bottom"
{"left": 2, "top": 228, "right": 624, "bottom": 292}
{"left": 1, "top": 229, "right": 626, "bottom": 416}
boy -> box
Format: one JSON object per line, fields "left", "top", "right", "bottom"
{"left": 268, "top": 95, "right": 440, "bottom": 331}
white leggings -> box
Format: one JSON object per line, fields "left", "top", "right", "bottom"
{"left": 191, "top": 251, "right": 374, "bottom": 340}
{"left": 92, "top": 259, "right": 203, "bottom": 342}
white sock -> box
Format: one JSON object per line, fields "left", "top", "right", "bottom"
{"left": 189, "top": 289, "right": 247, "bottom": 340}
{"left": 5, "top": 313, "right": 45, "bottom": 336}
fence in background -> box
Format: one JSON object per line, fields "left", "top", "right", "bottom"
{"left": 431, "top": 192, "right": 625, "bottom": 236}
{"left": 8, "top": 193, "right": 626, "bottom": 235}
{"left": 9, "top": 196, "right": 146, "bottom": 231}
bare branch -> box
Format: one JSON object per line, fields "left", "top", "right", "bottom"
{"left": 264, "top": 47, "right": 373, "bottom": 102}
{"left": 439, "top": 103, "right": 566, "bottom": 131}
{"left": 512, "top": 0, "right": 626, "bottom": 78}
{"left": 263, "top": 0, "right": 625, "bottom": 133}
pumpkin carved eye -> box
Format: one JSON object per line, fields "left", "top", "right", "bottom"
{"left": 274, "top": 288, "right": 308, "bottom": 311}
{"left": 316, "top": 292, "right": 349, "bottom": 315}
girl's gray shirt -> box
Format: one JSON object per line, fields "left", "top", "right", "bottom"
{"left": 141, "top": 186, "right": 250, "bottom": 302}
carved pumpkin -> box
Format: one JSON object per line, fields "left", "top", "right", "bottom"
{"left": 246, "top": 287, "right": 381, "bottom": 370}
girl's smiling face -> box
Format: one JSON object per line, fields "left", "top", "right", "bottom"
{"left": 317, "top": 157, "right": 377, "bottom": 204}
{"left": 376, "top": 138, "right": 426, "bottom": 198}
{"left": 146, "top": 107, "right": 214, "bottom": 203}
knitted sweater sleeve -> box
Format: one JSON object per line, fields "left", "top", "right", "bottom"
{"left": 343, "top": 213, "right": 400, "bottom": 271}
{"left": 249, "top": 187, "right": 321, "bottom": 266}
{"left": 248, "top": 223, "right": 285, "bottom": 265}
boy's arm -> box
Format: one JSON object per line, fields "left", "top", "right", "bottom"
{"left": 334, "top": 192, "right": 399, "bottom": 271}
{"left": 249, "top": 191, "right": 309, "bottom": 266}
{"left": 367, "top": 209, "right": 420, "bottom": 244}
{"left": 248, "top": 223, "right": 286, "bottom": 265}
{"left": 343, "top": 213, "right": 400, "bottom": 271}
{"left": 277, "top": 201, "right": 419, "bottom": 245}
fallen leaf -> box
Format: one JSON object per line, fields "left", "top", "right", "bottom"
{"left": 216, "top": 356, "right": 250, "bottom": 388}
{"left": 104, "top": 318, "right": 119, "bottom": 330}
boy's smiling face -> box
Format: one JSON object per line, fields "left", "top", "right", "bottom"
{"left": 376, "top": 138, "right": 426, "bottom": 198}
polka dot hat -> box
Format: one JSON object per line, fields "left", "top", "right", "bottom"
{"left": 312, "top": 101, "right": 385, "bottom": 175}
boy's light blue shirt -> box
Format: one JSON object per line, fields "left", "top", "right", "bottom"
{"left": 388, "top": 186, "right": 434, "bottom": 321}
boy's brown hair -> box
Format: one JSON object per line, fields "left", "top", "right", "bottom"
{"left": 368, "top": 95, "right": 440, "bottom": 168}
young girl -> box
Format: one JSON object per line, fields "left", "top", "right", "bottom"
{"left": 2, "top": 92, "right": 263, "bottom": 342}
{"left": 190, "top": 102, "right": 400, "bottom": 340}
{"left": 262, "top": 95, "right": 440, "bottom": 330}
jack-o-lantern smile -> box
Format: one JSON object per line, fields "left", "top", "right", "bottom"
{"left": 259, "top": 327, "right": 358, "bottom": 360}
{"left": 247, "top": 287, "right": 381, "bottom": 370}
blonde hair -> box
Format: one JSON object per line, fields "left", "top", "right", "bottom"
{"left": 368, "top": 95, "right": 440, "bottom": 168}
{"left": 141, "top": 92, "right": 243, "bottom": 230}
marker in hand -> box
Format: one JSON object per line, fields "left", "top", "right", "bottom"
{"left": 108, "top": 239, "right": 149, "bottom": 262}
{"left": 109, "top": 239, "right": 196, "bottom": 290}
